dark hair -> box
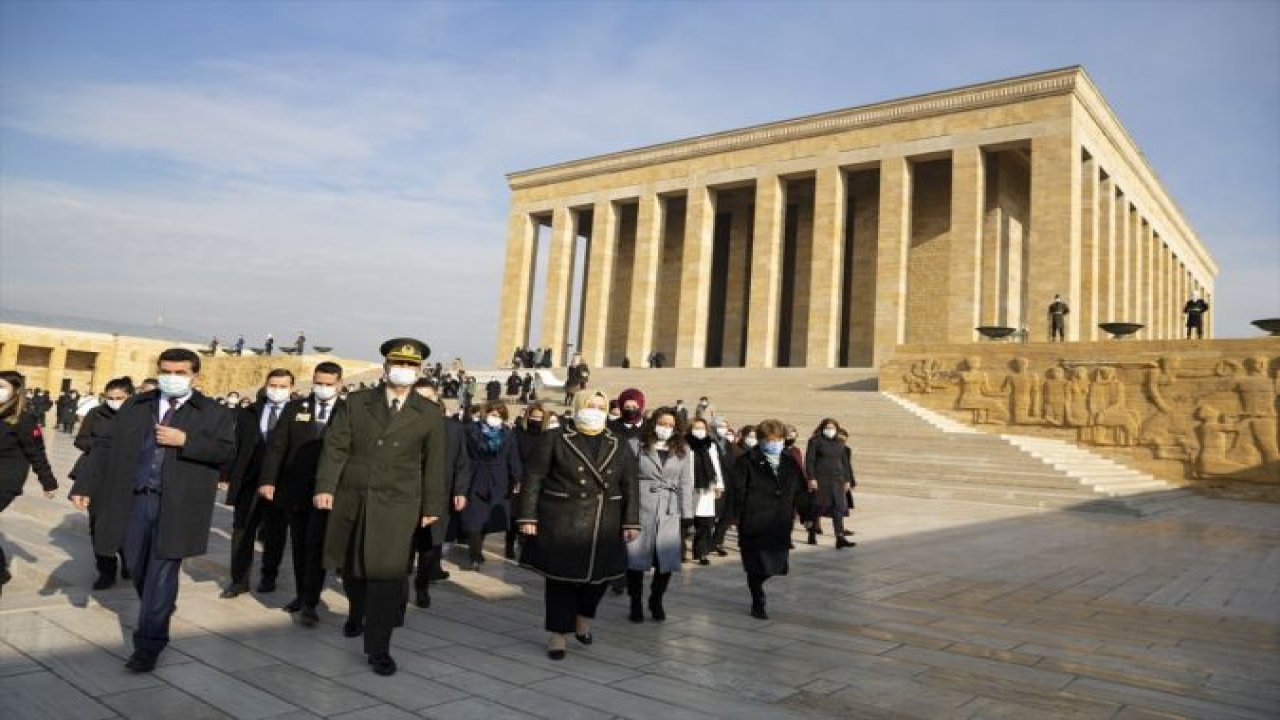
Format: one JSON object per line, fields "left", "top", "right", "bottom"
{"left": 266, "top": 368, "right": 295, "bottom": 383}
{"left": 141, "top": 378, "right": 159, "bottom": 387}
{"left": 314, "top": 361, "right": 343, "bottom": 378}
{"left": 757, "top": 418, "right": 787, "bottom": 440}
{"left": 736, "top": 424, "right": 757, "bottom": 447}
{"left": 0, "top": 370, "right": 27, "bottom": 424}
{"left": 158, "top": 348, "right": 201, "bottom": 372}
{"left": 524, "top": 402, "right": 547, "bottom": 422}
{"left": 104, "top": 376, "right": 135, "bottom": 395}
{"left": 483, "top": 401, "right": 509, "bottom": 421}
{"left": 811, "top": 417, "right": 845, "bottom": 437}
{"left": 642, "top": 406, "right": 687, "bottom": 457}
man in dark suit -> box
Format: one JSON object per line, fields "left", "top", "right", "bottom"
{"left": 221, "top": 368, "right": 293, "bottom": 598}
{"left": 409, "top": 379, "right": 470, "bottom": 609}
{"left": 78, "top": 348, "right": 235, "bottom": 671}
{"left": 258, "top": 361, "right": 344, "bottom": 625}
{"left": 314, "top": 338, "right": 446, "bottom": 676}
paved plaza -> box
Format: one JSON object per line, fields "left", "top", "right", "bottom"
{"left": 2, "top": 430, "right": 1278, "bottom": 720}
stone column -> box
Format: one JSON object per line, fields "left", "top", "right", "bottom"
{"left": 1137, "top": 220, "right": 1150, "bottom": 336}
{"left": 1155, "top": 240, "right": 1167, "bottom": 339}
{"left": 626, "top": 191, "right": 663, "bottom": 365}
{"left": 1128, "top": 208, "right": 1141, "bottom": 325}
{"left": 1079, "top": 155, "right": 1099, "bottom": 340}
{"left": 1117, "top": 196, "right": 1131, "bottom": 320}
{"left": 48, "top": 346, "right": 67, "bottom": 393}
{"left": 946, "top": 146, "right": 983, "bottom": 343}
{"left": 1096, "top": 177, "right": 1115, "bottom": 326}
{"left": 746, "top": 173, "right": 785, "bottom": 368}
{"left": 675, "top": 184, "right": 715, "bottom": 368}
{"left": 495, "top": 211, "right": 538, "bottom": 366}
{"left": 91, "top": 349, "right": 116, "bottom": 393}
{"left": 806, "top": 165, "right": 847, "bottom": 367}
{"left": 0, "top": 340, "right": 18, "bottom": 369}
{"left": 1027, "top": 132, "right": 1082, "bottom": 341}
{"left": 873, "top": 156, "right": 911, "bottom": 366}
{"left": 579, "top": 199, "right": 618, "bottom": 367}
{"left": 722, "top": 197, "right": 752, "bottom": 366}
{"left": 541, "top": 206, "right": 576, "bottom": 368}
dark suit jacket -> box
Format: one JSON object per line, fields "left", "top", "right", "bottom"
{"left": 86, "top": 390, "right": 235, "bottom": 558}
{"left": 260, "top": 395, "right": 343, "bottom": 509}
{"left": 226, "top": 400, "right": 283, "bottom": 505}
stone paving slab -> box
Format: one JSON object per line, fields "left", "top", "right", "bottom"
{"left": 0, "top": 430, "right": 1277, "bottom": 719}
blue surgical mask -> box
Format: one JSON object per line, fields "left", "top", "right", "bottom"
{"left": 157, "top": 374, "right": 192, "bottom": 398}
{"left": 762, "top": 440, "right": 784, "bottom": 456}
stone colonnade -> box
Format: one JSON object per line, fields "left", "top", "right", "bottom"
{"left": 495, "top": 70, "right": 1215, "bottom": 368}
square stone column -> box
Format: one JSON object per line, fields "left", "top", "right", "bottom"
{"left": 0, "top": 340, "right": 18, "bottom": 369}
{"left": 579, "top": 199, "right": 618, "bottom": 367}
{"left": 625, "top": 191, "right": 663, "bottom": 365}
{"left": 90, "top": 349, "right": 115, "bottom": 394}
{"left": 1079, "top": 154, "right": 1100, "bottom": 340}
{"left": 873, "top": 156, "right": 911, "bottom": 366}
{"left": 1117, "top": 197, "right": 1132, "bottom": 320}
{"left": 1027, "top": 132, "right": 1082, "bottom": 341}
{"left": 746, "top": 173, "right": 784, "bottom": 368}
{"left": 806, "top": 165, "right": 846, "bottom": 367}
{"left": 1098, "top": 177, "right": 1116, "bottom": 325}
{"left": 47, "top": 346, "right": 67, "bottom": 393}
{"left": 675, "top": 184, "right": 715, "bottom": 368}
{"left": 495, "top": 211, "right": 538, "bottom": 366}
{"left": 946, "top": 146, "right": 983, "bottom": 344}
{"left": 540, "top": 205, "right": 576, "bottom": 367}
{"left": 1135, "top": 218, "right": 1148, "bottom": 335}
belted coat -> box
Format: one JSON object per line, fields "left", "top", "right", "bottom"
{"left": 315, "top": 388, "right": 446, "bottom": 580}
{"left": 625, "top": 441, "right": 694, "bottom": 573}
{"left": 517, "top": 427, "right": 640, "bottom": 583}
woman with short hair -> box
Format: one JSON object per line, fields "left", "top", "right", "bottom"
{"left": 461, "top": 402, "right": 522, "bottom": 569}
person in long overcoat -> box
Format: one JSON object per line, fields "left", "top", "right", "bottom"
{"left": 518, "top": 388, "right": 640, "bottom": 660}
{"left": 0, "top": 371, "right": 59, "bottom": 597}
{"left": 804, "top": 418, "right": 855, "bottom": 549}
{"left": 314, "top": 338, "right": 446, "bottom": 676}
{"left": 69, "top": 376, "right": 135, "bottom": 589}
{"left": 506, "top": 403, "right": 548, "bottom": 560}
{"left": 408, "top": 379, "right": 470, "bottom": 608}
{"left": 624, "top": 406, "right": 693, "bottom": 623}
{"left": 460, "top": 402, "right": 521, "bottom": 568}
{"left": 77, "top": 350, "right": 235, "bottom": 670}
{"left": 726, "top": 418, "right": 810, "bottom": 620}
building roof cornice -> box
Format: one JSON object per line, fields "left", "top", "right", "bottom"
{"left": 507, "top": 66, "right": 1085, "bottom": 190}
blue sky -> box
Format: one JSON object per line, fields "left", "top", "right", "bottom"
{"left": 2, "top": 0, "right": 1277, "bottom": 363}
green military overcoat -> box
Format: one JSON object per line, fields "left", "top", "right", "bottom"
{"left": 316, "top": 387, "right": 446, "bottom": 580}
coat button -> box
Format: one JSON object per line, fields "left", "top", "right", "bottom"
{"left": 580, "top": 493, "right": 587, "bottom": 498}
{"left": 377, "top": 440, "right": 383, "bottom": 446}
{"left": 579, "top": 479, "right": 585, "bottom": 485}
{"left": 578, "top": 466, "right": 584, "bottom": 472}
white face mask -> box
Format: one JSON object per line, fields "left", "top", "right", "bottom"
{"left": 485, "top": 415, "right": 504, "bottom": 429}
{"left": 0, "top": 387, "right": 12, "bottom": 404}
{"left": 546, "top": 421, "right": 560, "bottom": 430}
{"left": 823, "top": 427, "right": 837, "bottom": 439}
{"left": 744, "top": 436, "right": 758, "bottom": 448}
{"left": 157, "top": 374, "right": 192, "bottom": 398}
{"left": 654, "top": 426, "right": 674, "bottom": 441}
{"left": 226, "top": 395, "right": 240, "bottom": 405}
{"left": 106, "top": 398, "right": 125, "bottom": 411}
{"left": 691, "top": 428, "right": 707, "bottom": 440}
{"left": 575, "top": 407, "right": 607, "bottom": 433}
{"left": 386, "top": 366, "right": 418, "bottom": 387}
{"left": 715, "top": 426, "right": 728, "bottom": 437}
{"left": 266, "top": 387, "right": 291, "bottom": 404}
{"left": 313, "top": 385, "right": 338, "bottom": 401}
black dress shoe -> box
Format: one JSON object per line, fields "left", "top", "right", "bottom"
{"left": 574, "top": 632, "right": 593, "bottom": 645}
{"left": 714, "top": 546, "right": 728, "bottom": 557}
{"left": 425, "top": 570, "right": 451, "bottom": 582}
{"left": 343, "top": 619, "right": 364, "bottom": 637}
{"left": 629, "top": 599, "right": 644, "bottom": 623}
{"left": 299, "top": 607, "right": 320, "bottom": 627}
{"left": 547, "top": 649, "right": 566, "bottom": 661}
{"left": 368, "top": 653, "right": 397, "bottom": 676}
{"left": 841, "top": 530, "right": 854, "bottom": 536}
{"left": 750, "top": 605, "right": 769, "bottom": 620}
{"left": 836, "top": 538, "right": 856, "bottom": 549}
{"left": 220, "top": 584, "right": 248, "bottom": 599}
{"left": 92, "top": 573, "right": 117, "bottom": 591}
{"left": 698, "top": 557, "right": 710, "bottom": 566}
{"left": 414, "top": 587, "right": 431, "bottom": 609}
{"left": 283, "top": 599, "right": 303, "bottom": 613}
{"left": 648, "top": 597, "right": 666, "bottom": 622}
{"left": 257, "top": 577, "right": 277, "bottom": 593}
{"left": 124, "top": 652, "right": 157, "bottom": 672}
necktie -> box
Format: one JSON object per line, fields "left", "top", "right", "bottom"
{"left": 390, "top": 398, "right": 400, "bottom": 413}
{"left": 161, "top": 398, "right": 178, "bottom": 426}
{"left": 317, "top": 402, "right": 329, "bottom": 422}
{"left": 267, "top": 404, "right": 280, "bottom": 432}
{"left": 152, "top": 398, "right": 179, "bottom": 478}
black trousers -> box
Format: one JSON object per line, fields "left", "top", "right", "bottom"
{"left": 712, "top": 495, "right": 731, "bottom": 548}
{"left": 692, "top": 516, "right": 716, "bottom": 559}
{"left": 229, "top": 490, "right": 287, "bottom": 586}
{"left": 412, "top": 525, "right": 445, "bottom": 589}
{"left": 544, "top": 579, "right": 607, "bottom": 634}
{"left": 122, "top": 492, "right": 183, "bottom": 657}
{"left": 1050, "top": 315, "right": 1065, "bottom": 341}
{"left": 343, "top": 575, "right": 407, "bottom": 656}
{"left": 89, "top": 504, "right": 127, "bottom": 577}
{"left": 284, "top": 503, "right": 328, "bottom": 607}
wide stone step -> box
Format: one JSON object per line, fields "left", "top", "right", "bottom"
{"left": 856, "top": 485, "right": 1140, "bottom": 515}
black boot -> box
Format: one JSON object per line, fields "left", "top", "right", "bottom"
{"left": 836, "top": 537, "right": 856, "bottom": 549}
{"left": 649, "top": 572, "right": 670, "bottom": 621}
{"left": 748, "top": 574, "right": 768, "bottom": 620}
{"left": 626, "top": 570, "right": 644, "bottom": 623}
{"left": 93, "top": 555, "right": 118, "bottom": 590}
{"left": 806, "top": 529, "right": 817, "bottom": 546}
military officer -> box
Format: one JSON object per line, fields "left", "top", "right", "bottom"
{"left": 314, "top": 338, "right": 446, "bottom": 676}
{"left": 1048, "top": 294, "right": 1070, "bottom": 342}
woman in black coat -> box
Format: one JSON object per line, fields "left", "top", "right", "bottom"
{"left": 461, "top": 402, "right": 522, "bottom": 568}
{"left": 804, "top": 418, "right": 855, "bottom": 549}
{"left": 518, "top": 388, "right": 640, "bottom": 660}
{"left": 726, "top": 418, "right": 810, "bottom": 620}
{"left": 69, "top": 376, "right": 136, "bottom": 589}
{"left": 506, "top": 403, "right": 547, "bottom": 559}
{"left": 0, "top": 371, "right": 59, "bottom": 596}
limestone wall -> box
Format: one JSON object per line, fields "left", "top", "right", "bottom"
{"left": 197, "top": 354, "right": 382, "bottom": 397}
{"left": 880, "top": 338, "right": 1280, "bottom": 500}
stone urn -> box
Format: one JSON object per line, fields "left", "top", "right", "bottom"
{"left": 313, "top": 345, "right": 333, "bottom": 354}
{"left": 1098, "top": 322, "right": 1144, "bottom": 339}
{"left": 1251, "top": 319, "right": 1280, "bottom": 336}
{"left": 976, "top": 326, "right": 1017, "bottom": 341}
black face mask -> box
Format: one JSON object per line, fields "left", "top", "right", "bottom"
{"left": 621, "top": 407, "right": 641, "bottom": 423}
{"left": 527, "top": 419, "right": 543, "bottom": 433}
{"left": 784, "top": 437, "right": 796, "bottom": 447}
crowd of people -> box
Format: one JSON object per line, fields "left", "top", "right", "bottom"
{"left": 0, "top": 341, "right": 857, "bottom": 678}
